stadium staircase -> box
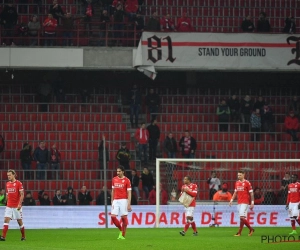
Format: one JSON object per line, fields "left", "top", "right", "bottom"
{"left": 0, "top": 87, "right": 149, "bottom": 204}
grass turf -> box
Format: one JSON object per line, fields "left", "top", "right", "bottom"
{"left": 0, "top": 227, "right": 299, "bottom": 250}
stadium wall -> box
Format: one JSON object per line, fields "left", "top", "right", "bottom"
{"left": 0, "top": 47, "right": 133, "bottom": 70}
{"left": 0, "top": 206, "right": 289, "bottom": 229}
{"left": 1, "top": 33, "right": 299, "bottom": 72}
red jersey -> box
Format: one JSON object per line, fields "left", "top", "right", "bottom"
{"left": 177, "top": 17, "right": 192, "bottom": 32}
{"left": 287, "top": 182, "right": 300, "bottom": 204}
{"left": 43, "top": 18, "right": 58, "bottom": 34}
{"left": 284, "top": 115, "right": 299, "bottom": 130}
{"left": 6, "top": 180, "right": 24, "bottom": 208}
{"left": 125, "top": 0, "right": 138, "bottom": 13}
{"left": 160, "top": 18, "right": 175, "bottom": 31}
{"left": 180, "top": 183, "right": 197, "bottom": 207}
{"left": 112, "top": 0, "right": 124, "bottom": 7}
{"left": 112, "top": 176, "right": 131, "bottom": 199}
{"left": 234, "top": 180, "right": 253, "bottom": 204}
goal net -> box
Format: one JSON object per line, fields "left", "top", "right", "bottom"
{"left": 154, "top": 158, "right": 300, "bottom": 228}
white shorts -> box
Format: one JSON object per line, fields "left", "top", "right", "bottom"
{"left": 4, "top": 207, "right": 23, "bottom": 220}
{"left": 184, "top": 207, "right": 195, "bottom": 217}
{"left": 111, "top": 199, "right": 128, "bottom": 216}
{"left": 237, "top": 204, "right": 248, "bottom": 217}
{"left": 288, "top": 203, "right": 299, "bottom": 218}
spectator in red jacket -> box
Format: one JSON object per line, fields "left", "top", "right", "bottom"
{"left": 112, "top": 0, "right": 124, "bottom": 8}
{"left": 135, "top": 122, "right": 149, "bottom": 164}
{"left": 149, "top": 184, "right": 168, "bottom": 205}
{"left": 43, "top": 13, "right": 57, "bottom": 46}
{"left": 284, "top": 110, "right": 299, "bottom": 141}
{"left": 177, "top": 12, "right": 192, "bottom": 32}
{"left": 125, "top": 0, "right": 138, "bottom": 21}
{"left": 160, "top": 13, "right": 176, "bottom": 32}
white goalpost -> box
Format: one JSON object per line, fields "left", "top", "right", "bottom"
{"left": 155, "top": 158, "right": 300, "bottom": 228}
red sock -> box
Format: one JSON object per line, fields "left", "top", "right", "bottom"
{"left": 296, "top": 218, "right": 300, "bottom": 225}
{"left": 238, "top": 218, "right": 245, "bottom": 234}
{"left": 291, "top": 220, "right": 296, "bottom": 230}
{"left": 111, "top": 217, "right": 122, "bottom": 231}
{"left": 184, "top": 223, "right": 190, "bottom": 232}
{"left": 191, "top": 222, "right": 197, "bottom": 232}
{"left": 242, "top": 218, "right": 252, "bottom": 230}
{"left": 121, "top": 217, "right": 128, "bottom": 237}
{"left": 2, "top": 223, "right": 9, "bottom": 238}
{"left": 20, "top": 225, "right": 25, "bottom": 238}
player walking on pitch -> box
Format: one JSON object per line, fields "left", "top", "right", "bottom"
{"left": 111, "top": 166, "right": 132, "bottom": 240}
{"left": 179, "top": 176, "right": 198, "bottom": 236}
{"left": 229, "top": 170, "right": 254, "bottom": 236}
{"left": 0, "top": 169, "right": 26, "bottom": 241}
{"left": 286, "top": 174, "right": 300, "bottom": 235}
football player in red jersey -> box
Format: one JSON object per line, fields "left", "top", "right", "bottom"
{"left": 286, "top": 174, "right": 300, "bottom": 235}
{"left": 229, "top": 170, "right": 254, "bottom": 237}
{"left": 111, "top": 166, "right": 132, "bottom": 240}
{"left": 0, "top": 169, "right": 26, "bottom": 241}
{"left": 179, "top": 176, "right": 198, "bottom": 236}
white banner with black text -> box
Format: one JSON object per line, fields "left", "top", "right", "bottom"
{"left": 133, "top": 32, "right": 300, "bottom": 71}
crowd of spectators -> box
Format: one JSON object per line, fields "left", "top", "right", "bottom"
{"left": 20, "top": 141, "right": 61, "bottom": 180}
{"left": 0, "top": 170, "right": 289, "bottom": 206}
{"left": 216, "top": 94, "right": 299, "bottom": 141}
{"left": 2, "top": 82, "right": 299, "bottom": 206}
{"left": 0, "top": 1, "right": 297, "bottom": 46}
{"left": 15, "top": 89, "right": 299, "bottom": 205}
{"left": 241, "top": 12, "right": 296, "bottom": 34}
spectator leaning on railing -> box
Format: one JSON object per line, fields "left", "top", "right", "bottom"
{"left": 113, "top": 4, "right": 126, "bottom": 46}
{"left": 133, "top": 12, "right": 144, "bottom": 36}
{"left": 241, "top": 15, "right": 255, "bottom": 32}
{"left": 125, "top": 0, "right": 138, "bottom": 22}
{"left": 99, "top": 10, "right": 111, "bottom": 46}
{"left": 34, "top": 141, "right": 50, "bottom": 180}
{"left": 160, "top": 13, "right": 176, "bottom": 32}
{"left": 28, "top": 15, "right": 41, "bottom": 46}
{"left": 284, "top": 110, "right": 299, "bottom": 141}
{"left": 145, "top": 12, "right": 160, "bottom": 31}
{"left": 49, "top": 0, "right": 65, "bottom": 21}
{"left": 177, "top": 12, "right": 193, "bottom": 32}
{"left": 20, "top": 142, "right": 33, "bottom": 180}
{"left": 84, "top": 0, "right": 94, "bottom": 36}
{"left": 43, "top": 13, "right": 58, "bottom": 46}
{"left": 62, "top": 12, "right": 82, "bottom": 46}
{"left": 283, "top": 16, "right": 296, "bottom": 34}
{"left": 257, "top": 11, "right": 271, "bottom": 32}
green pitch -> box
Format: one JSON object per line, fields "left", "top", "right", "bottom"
{"left": 0, "top": 227, "right": 299, "bottom": 250}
